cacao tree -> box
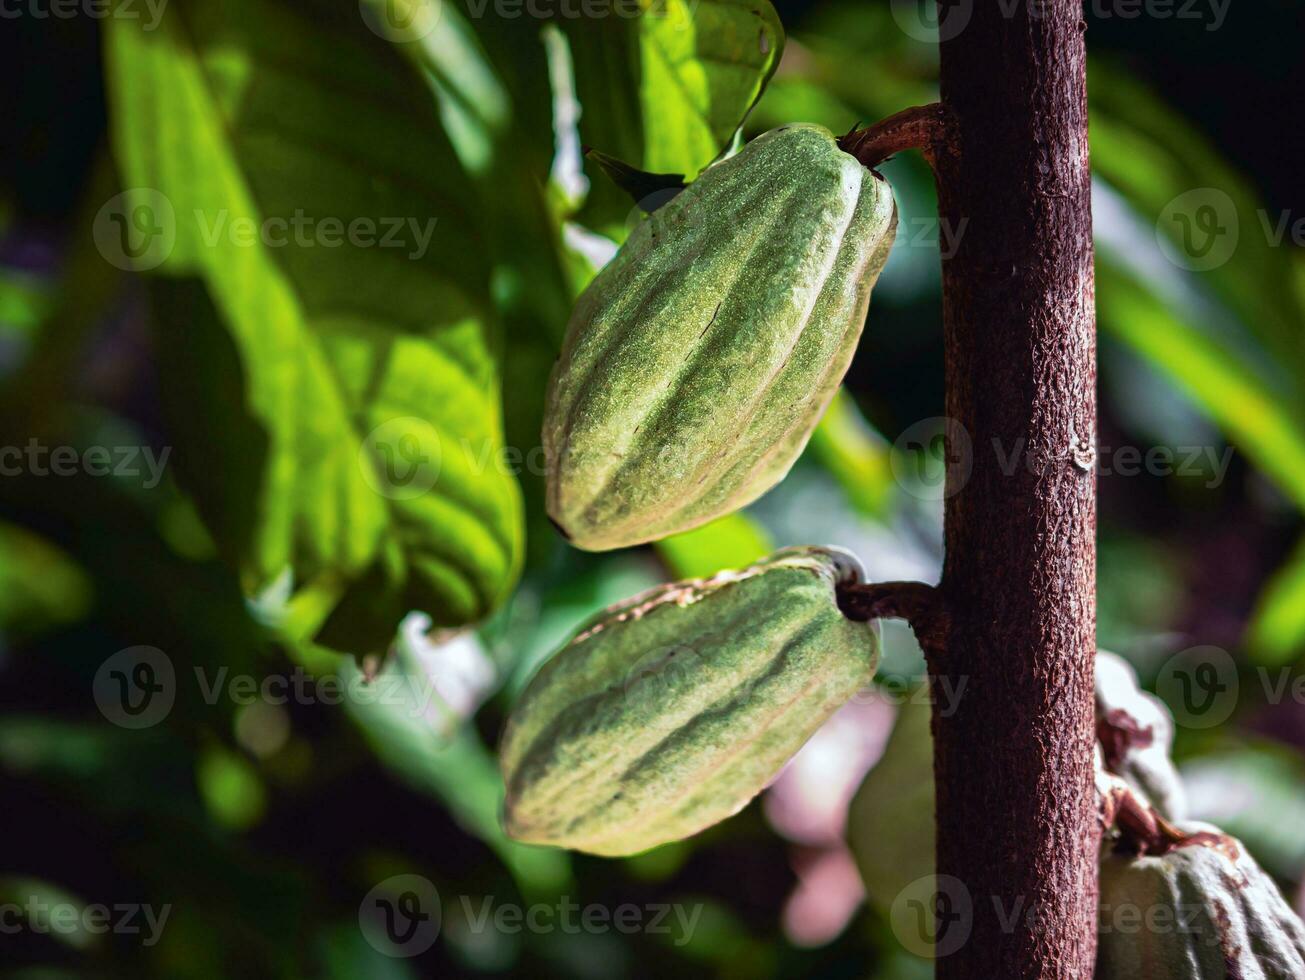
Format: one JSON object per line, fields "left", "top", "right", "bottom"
{"left": 3, "top": 0, "right": 1304, "bottom": 975}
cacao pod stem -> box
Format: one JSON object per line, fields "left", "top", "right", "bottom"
{"left": 837, "top": 580, "right": 949, "bottom": 660}
{"left": 1097, "top": 774, "right": 1192, "bottom": 857}
{"left": 838, "top": 103, "right": 956, "bottom": 172}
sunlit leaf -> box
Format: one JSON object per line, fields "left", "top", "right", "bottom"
{"left": 1248, "top": 537, "right": 1305, "bottom": 667}
{"left": 196, "top": 743, "right": 266, "bottom": 830}
{"left": 298, "top": 640, "right": 572, "bottom": 898}
{"left": 104, "top": 0, "right": 523, "bottom": 650}
{"left": 1095, "top": 262, "right": 1305, "bottom": 513}
{"left": 1090, "top": 64, "right": 1304, "bottom": 378}
{"left": 804, "top": 389, "right": 896, "bottom": 520}
{"left": 567, "top": 0, "right": 784, "bottom": 233}
{"left": 655, "top": 512, "right": 773, "bottom": 580}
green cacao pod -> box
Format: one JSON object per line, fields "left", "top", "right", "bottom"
{"left": 544, "top": 124, "right": 898, "bottom": 551}
{"left": 1096, "top": 650, "right": 1186, "bottom": 822}
{"left": 499, "top": 546, "right": 879, "bottom": 855}
{"left": 1097, "top": 823, "right": 1305, "bottom": 979}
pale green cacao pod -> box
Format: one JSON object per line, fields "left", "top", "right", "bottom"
{"left": 1097, "top": 823, "right": 1305, "bottom": 979}
{"left": 500, "top": 546, "right": 879, "bottom": 855}
{"left": 544, "top": 124, "right": 898, "bottom": 550}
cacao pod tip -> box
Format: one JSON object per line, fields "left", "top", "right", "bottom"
{"left": 547, "top": 513, "right": 572, "bottom": 543}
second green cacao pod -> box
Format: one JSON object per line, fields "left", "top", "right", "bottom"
{"left": 1097, "top": 824, "right": 1305, "bottom": 979}
{"left": 499, "top": 546, "right": 879, "bottom": 856}
{"left": 545, "top": 124, "right": 898, "bottom": 550}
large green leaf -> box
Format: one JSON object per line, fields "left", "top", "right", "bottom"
{"left": 104, "top": 0, "right": 523, "bottom": 650}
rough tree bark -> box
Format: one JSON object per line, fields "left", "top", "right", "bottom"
{"left": 930, "top": 2, "right": 1099, "bottom": 978}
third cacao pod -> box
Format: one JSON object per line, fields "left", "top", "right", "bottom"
{"left": 499, "top": 546, "right": 879, "bottom": 855}
{"left": 544, "top": 124, "right": 898, "bottom": 550}
{"left": 1097, "top": 823, "right": 1305, "bottom": 979}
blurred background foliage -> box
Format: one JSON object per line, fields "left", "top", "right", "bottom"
{"left": 1, "top": 0, "right": 1302, "bottom": 975}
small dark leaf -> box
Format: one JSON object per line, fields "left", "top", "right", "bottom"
{"left": 584, "top": 148, "right": 686, "bottom": 213}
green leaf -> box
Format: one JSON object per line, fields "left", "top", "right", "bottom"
{"left": 1095, "top": 262, "right": 1305, "bottom": 512}
{"left": 566, "top": 0, "right": 784, "bottom": 233}
{"left": 805, "top": 388, "right": 897, "bottom": 519}
{"left": 0, "top": 523, "right": 92, "bottom": 640}
{"left": 103, "top": 0, "right": 523, "bottom": 649}
{"left": 583, "top": 148, "right": 685, "bottom": 209}
{"left": 196, "top": 743, "right": 267, "bottom": 830}
{"left": 1090, "top": 65, "right": 1305, "bottom": 379}
{"left": 1248, "top": 537, "right": 1305, "bottom": 667}
{"left": 635, "top": 0, "right": 784, "bottom": 174}
{"left": 847, "top": 688, "right": 934, "bottom": 915}
{"left": 654, "top": 512, "right": 773, "bottom": 580}
{"left": 1182, "top": 744, "right": 1305, "bottom": 880}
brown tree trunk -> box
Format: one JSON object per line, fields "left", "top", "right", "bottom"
{"left": 930, "top": 2, "right": 1099, "bottom": 977}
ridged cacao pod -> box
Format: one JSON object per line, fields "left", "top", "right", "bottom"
{"left": 1097, "top": 823, "right": 1305, "bottom": 979}
{"left": 499, "top": 546, "right": 879, "bottom": 855}
{"left": 1096, "top": 650, "right": 1186, "bottom": 822}
{"left": 544, "top": 124, "right": 898, "bottom": 550}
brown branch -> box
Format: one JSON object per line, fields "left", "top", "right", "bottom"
{"left": 837, "top": 103, "right": 956, "bottom": 172}
{"left": 837, "top": 580, "right": 949, "bottom": 660}
{"left": 930, "top": 3, "right": 1098, "bottom": 976}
